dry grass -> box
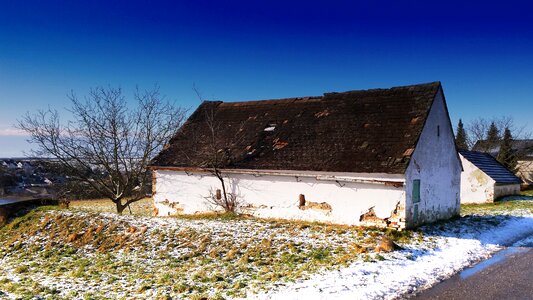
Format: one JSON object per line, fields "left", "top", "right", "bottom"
{"left": 521, "top": 189, "right": 533, "bottom": 197}
{"left": 461, "top": 190, "right": 533, "bottom": 216}
{"left": 69, "top": 197, "right": 154, "bottom": 216}
{"left": 0, "top": 207, "right": 417, "bottom": 299}
{"left": 461, "top": 200, "right": 533, "bottom": 216}
{"left": 4, "top": 192, "right": 531, "bottom": 299}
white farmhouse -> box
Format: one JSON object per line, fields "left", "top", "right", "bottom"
{"left": 149, "top": 82, "right": 462, "bottom": 229}
{"left": 459, "top": 150, "right": 522, "bottom": 203}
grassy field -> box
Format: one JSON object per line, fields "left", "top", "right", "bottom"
{"left": 461, "top": 190, "right": 533, "bottom": 216}
{"left": 521, "top": 189, "right": 533, "bottom": 196}
{"left": 0, "top": 204, "right": 418, "bottom": 299}
{"left": 69, "top": 197, "right": 154, "bottom": 216}
{"left": 1, "top": 192, "right": 532, "bottom": 299}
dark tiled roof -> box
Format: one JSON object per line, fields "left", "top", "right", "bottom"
{"left": 150, "top": 82, "right": 442, "bottom": 174}
{"left": 473, "top": 139, "right": 533, "bottom": 158}
{"left": 459, "top": 150, "right": 522, "bottom": 184}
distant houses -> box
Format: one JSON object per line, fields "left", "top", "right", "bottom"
{"left": 0, "top": 158, "right": 61, "bottom": 196}
{"left": 459, "top": 150, "right": 522, "bottom": 203}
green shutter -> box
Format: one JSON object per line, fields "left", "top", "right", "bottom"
{"left": 413, "top": 179, "right": 421, "bottom": 203}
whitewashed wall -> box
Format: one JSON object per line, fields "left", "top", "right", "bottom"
{"left": 460, "top": 155, "right": 521, "bottom": 203}
{"left": 459, "top": 155, "right": 496, "bottom": 203}
{"left": 494, "top": 184, "right": 521, "bottom": 199}
{"left": 154, "top": 170, "right": 405, "bottom": 226}
{"left": 405, "top": 89, "right": 462, "bottom": 228}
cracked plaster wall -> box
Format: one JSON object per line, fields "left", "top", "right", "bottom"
{"left": 153, "top": 170, "right": 405, "bottom": 226}
{"left": 459, "top": 155, "right": 497, "bottom": 203}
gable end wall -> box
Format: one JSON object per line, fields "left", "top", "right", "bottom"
{"left": 459, "top": 155, "right": 496, "bottom": 203}
{"left": 405, "top": 88, "right": 461, "bottom": 228}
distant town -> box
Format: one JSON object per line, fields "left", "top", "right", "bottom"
{"left": 0, "top": 158, "right": 61, "bottom": 197}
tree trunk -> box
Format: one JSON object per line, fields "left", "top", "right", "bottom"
{"left": 217, "top": 174, "right": 230, "bottom": 210}
{"left": 115, "top": 200, "right": 125, "bottom": 214}
{"left": 220, "top": 178, "right": 228, "bottom": 207}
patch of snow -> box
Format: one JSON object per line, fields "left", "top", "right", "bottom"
{"left": 252, "top": 215, "right": 533, "bottom": 300}
{"left": 4, "top": 208, "right": 533, "bottom": 299}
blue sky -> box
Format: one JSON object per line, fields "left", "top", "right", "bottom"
{"left": 1, "top": 0, "right": 532, "bottom": 157}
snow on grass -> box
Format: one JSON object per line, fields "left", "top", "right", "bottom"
{"left": 2, "top": 197, "right": 533, "bottom": 299}
{"left": 462, "top": 198, "right": 533, "bottom": 216}
{"left": 0, "top": 207, "right": 396, "bottom": 299}
{"left": 256, "top": 198, "right": 533, "bottom": 300}
{"left": 257, "top": 215, "right": 533, "bottom": 300}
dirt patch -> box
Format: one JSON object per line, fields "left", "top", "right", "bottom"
{"left": 375, "top": 236, "right": 402, "bottom": 253}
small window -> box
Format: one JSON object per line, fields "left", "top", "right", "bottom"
{"left": 412, "top": 179, "right": 421, "bottom": 203}
{"left": 264, "top": 124, "right": 276, "bottom": 132}
{"left": 437, "top": 125, "right": 440, "bottom": 137}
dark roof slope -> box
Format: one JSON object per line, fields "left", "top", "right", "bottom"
{"left": 151, "top": 82, "right": 441, "bottom": 174}
{"left": 459, "top": 150, "right": 522, "bottom": 184}
{"left": 473, "top": 139, "right": 533, "bottom": 159}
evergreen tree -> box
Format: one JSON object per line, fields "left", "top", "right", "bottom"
{"left": 486, "top": 121, "right": 500, "bottom": 148}
{"left": 455, "top": 119, "right": 469, "bottom": 150}
{"left": 497, "top": 127, "right": 517, "bottom": 171}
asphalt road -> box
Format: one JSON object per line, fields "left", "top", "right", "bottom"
{"left": 413, "top": 246, "right": 533, "bottom": 300}
{"left": 0, "top": 196, "right": 46, "bottom": 206}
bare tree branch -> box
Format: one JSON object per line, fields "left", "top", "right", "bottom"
{"left": 186, "top": 86, "right": 247, "bottom": 213}
{"left": 18, "top": 86, "right": 186, "bottom": 213}
{"left": 466, "top": 116, "right": 531, "bottom": 150}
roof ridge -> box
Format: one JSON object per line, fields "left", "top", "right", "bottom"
{"left": 216, "top": 96, "right": 323, "bottom": 107}
{"left": 476, "top": 139, "right": 533, "bottom": 142}
{"left": 459, "top": 149, "right": 489, "bottom": 155}
{"left": 325, "top": 81, "right": 441, "bottom": 95}
{"left": 209, "top": 81, "right": 441, "bottom": 106}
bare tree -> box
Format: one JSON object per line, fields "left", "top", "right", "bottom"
{"left": 190, "top": 87, "right": 246, "bottom": 213}
{"left": 18, "top": 86, "right": 186, "bottom": 214}
{"left": 466, "top": 116, "right": 533, "bottom": 185}
{"left": 466, "top": 116, "right": 529, "bottom": 150}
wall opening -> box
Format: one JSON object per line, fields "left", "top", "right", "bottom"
{"left": 413, "top": 179, "right": 421, "bottom": 203}
{"left": 298, "top": 194, "right": 306, "bottom": 208}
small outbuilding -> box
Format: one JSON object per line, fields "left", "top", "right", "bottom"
{"left": 473, "top": 139, "right": 533, "bottom": 188}
{"left": 150, "top": 82, "right": 462, "bottom": 229}
{"left": 459, "top": 150, "right": 522, "bottom": 203}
